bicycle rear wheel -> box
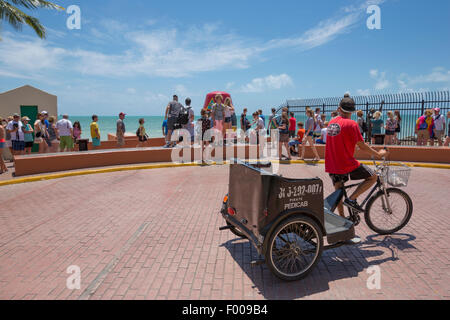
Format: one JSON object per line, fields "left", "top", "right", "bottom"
{"left": 365, "top": 188, "right": 413, "bottom": 235}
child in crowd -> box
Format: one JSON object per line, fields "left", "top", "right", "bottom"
{"left": 73, "top": 121, "right": 82, "bottom": 142}
{"left": 289, "top": 122, "right": 305, "bottom": 157}
{"left": 137, "top": 118, "right": 148, "bottom": 148}
{"left": 316, "top": 122, "right": 328, "bottom": 145}
{"left": 198, "top": 109, "right": 212, "bottom": 164}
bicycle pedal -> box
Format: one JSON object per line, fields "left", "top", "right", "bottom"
{"left": 250, "top": 260, "right": 265, "bottom": 267}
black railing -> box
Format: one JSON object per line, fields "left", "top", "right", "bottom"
{"left": 276, "top": 91, "right": 450, "bottom": 145}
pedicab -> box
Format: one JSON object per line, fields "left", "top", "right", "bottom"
{"left": 219, "top": 158, "right": 412, "bottom": 281}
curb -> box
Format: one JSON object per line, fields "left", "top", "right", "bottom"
{"left": 0, "top": 159, "right": 449, "bottom": 187}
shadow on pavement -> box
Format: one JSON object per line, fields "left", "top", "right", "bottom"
{"left": 220, "top": 232, "right": 417, "bottom": 299}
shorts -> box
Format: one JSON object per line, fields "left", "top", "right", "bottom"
{"left": 138, "top": 135, "right": 148, "bottom": 142}
{"left": 60, "top": 136, "right": 74, "bottom": 150}
{"left": 224, "top": 117, "right": 232, "bottom": 123}
{"left": 214, "top": 120, "right": 224, "bottom": 132}
{"left": 0, "top": 142, "right": 4, "bottom": 149}
{"left": 167, "top": 117, "right": 177, "bottom": 131}
{"left": 288, "top": 140, "right": 302, "bottom": 147}
{"left": 92, "top": 137, "right": 101, "bottom": 147}
{"left": 385, "top": 130, "right": 395, "bottom": 136}
{"left": 417, "top": 130, "right": 430, "bottom": 141}
{"left": 289, "top": 130, "right": 296, "bottom": 138}
{"left": 117, "top": 136, "right": 125, "bottom": 146}
{"left": 307, "top": 132, "right": 314, "bottom": 137}
{"left": 395, "top": 125, "right": 401, "bottom": 133}
{"left": 25, "top": 141, "right": 34, "bottom": 148}
{"left": 279, "top": 133, "right": 290, "bottom": 143}
{"left": 12, "top": 140, "right": 25, "bottom": 151}
{"left": 434, "top": 130, "right": 444, "bottom": 140}
{"left": 329, "top": 164, "right": 374, "bottom": 185}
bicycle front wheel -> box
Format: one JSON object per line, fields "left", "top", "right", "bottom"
{"left": 365, "top": 188, "right": 413, "bottom": 235}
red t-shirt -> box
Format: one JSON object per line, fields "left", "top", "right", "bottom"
{"left": 289, "top": 117, "right": 296, "bottom": 131}
{"left": 297, "top": 128, "right": 305, "bottom": 141}
{"left": 325, "top": 116, "right": 364, "bottom": 174}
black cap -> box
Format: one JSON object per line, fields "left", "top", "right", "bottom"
{"left": 339, "top": 94, "right": 356, "bottom": 113}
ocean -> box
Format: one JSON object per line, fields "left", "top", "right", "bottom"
{"left": 70, "top": 116, "right": 172, "bottom": 141}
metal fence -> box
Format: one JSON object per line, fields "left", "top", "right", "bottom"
{"left": 277, "top": 91, "right": 450, "bottom": 145}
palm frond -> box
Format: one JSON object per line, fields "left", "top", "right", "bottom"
{"left": 9, "top": 0, "right": 64, "bottom": 11}
{"left": 0, "top": 0, "right": 64, "bottom": 39}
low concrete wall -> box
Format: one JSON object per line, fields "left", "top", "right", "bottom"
{"left": 299, "top": 145, "right": 450, "bottom": 163}
{"left": 13, "top": 145, "right": 262, "bottom": 176}
{"left": 12, "top": 143, "right": 450, "bottom": 177}
{"left": 73, "top": 137, "right": 166, "bottom": 151}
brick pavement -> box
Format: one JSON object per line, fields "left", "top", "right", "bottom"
{"left": 0, "top": 163, "right": 449, "bottom": 300}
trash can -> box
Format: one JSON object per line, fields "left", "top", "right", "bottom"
{"left": 373, "top": 134, "right": 385, "bottom": 145}
{"left": 77, "top": 139, "right": 89, "bottom": 152}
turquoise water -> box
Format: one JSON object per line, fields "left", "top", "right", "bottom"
{"left": 69, "top": 116, "right": 170, "bottom": 140}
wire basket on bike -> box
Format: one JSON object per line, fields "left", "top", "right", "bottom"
{"left": 385, "top": 164, "right": 411, "bottom": 187}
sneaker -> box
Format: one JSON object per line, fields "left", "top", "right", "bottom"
{"left": 343, "top": 199, "right": 365, "bottom": 213}
{"left": 163, "top": 143, "right": 173, "bottom": 149}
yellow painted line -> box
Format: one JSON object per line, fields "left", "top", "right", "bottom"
{"left": 0, "top": 159, "right": 448, "bottom": 187}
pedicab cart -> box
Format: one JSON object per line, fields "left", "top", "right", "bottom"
{"left": 219, "top": 159, "right": 356, "bottom": 281}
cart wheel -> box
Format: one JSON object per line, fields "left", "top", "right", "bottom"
{"left": 266, "top": 215, "right": 323, "bottom": 281}
{"left": 226, "top": 221, "right": 248, "bottom": 239}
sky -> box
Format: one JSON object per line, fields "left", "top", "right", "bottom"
{"left": 0, "top": 0, "right": 449, "bottom": 116}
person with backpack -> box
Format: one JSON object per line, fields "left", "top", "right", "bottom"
{"left": 356, "top": 110, "right": 369, "bottom": 137}
{"left": 277, "top": 112, "right": 291, "bottom": 161}
{"left": 181, "top": 98, "right": 195, "bottom": 143}
{"left": 164, "top": 95, "right": 184, "bottom": 148}
{"left": 416, "top": 110, "right": 435, "bottom": 146}
{"left": 136, "top": 118, "right": 149, "bottom": 148}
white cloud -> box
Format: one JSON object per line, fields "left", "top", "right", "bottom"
{"left": 0, "top": 1, "right": 386, "bottom": 80}
{"left": 397, "top": 68, "right": 450, "bottom": 93}
{"left": 0, "top": 35, "right": 66, "bottom": 71}
{"left": 241, "top": 74, "right": 293, "bottom": 93}
{"left": 357, "top": 89, "right": 371, "bottom": 96}
{"left": 370, "top": 69, "right": 390, "bottom": 90}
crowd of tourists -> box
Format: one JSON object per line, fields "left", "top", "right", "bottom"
{"left": 1, "top": 94, "right": 449, "bottom": 173}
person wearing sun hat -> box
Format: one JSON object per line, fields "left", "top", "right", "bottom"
{"left": 6, "top": 113, "right": 25, "bottom": 155}
{"left": 21, "top": 116, "right": 34, "bottom": 154}
{"left": 117, "top": 112, "right": 126, "bottom": 147}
